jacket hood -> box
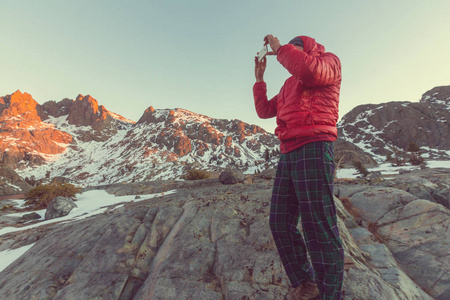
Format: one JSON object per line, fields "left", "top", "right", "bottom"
{"left": 298, "top": 36, "right": 325, "bottom": 56}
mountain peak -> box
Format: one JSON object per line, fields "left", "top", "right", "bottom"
{"left": 0, "top": 91, "right": 72, "bottom": 168}
{"left": 137, "top": 106, "right": 163, "bottom": 124}
{"left": 0, "top": 90, "right": 45, "bottom": 121}
{"left": 12, "top": 89, "right": 23, "bottom": 96}
{"left": 67, "top": 95, "right": 101, "bottom": 126}
{"left": 420, "top": 85, "right": 450, "bottom": 105}
{"left": 338, "top": 85, "right": 450, "bottom": 163}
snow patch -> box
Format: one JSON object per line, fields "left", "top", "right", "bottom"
{"left": 0, "top": 189, "right": 177, "bottom": 237}
{"left": 0, "top": 243, "right": 36, "bottom": 272}
{"left": 337, "top": 160, "right": 450, "bottom": 179}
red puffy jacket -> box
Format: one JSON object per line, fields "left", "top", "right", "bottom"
{"left": 253, "top": 36, "right": 341, "bottom": 153}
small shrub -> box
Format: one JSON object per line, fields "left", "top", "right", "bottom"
{"left": 339, "top": 196, "right": 362, "bottom": 220}
{"left": 0, "top": 204, "right": 14, "bottom": 211}
{"left": 25, "top": 182, "right": 81, "bottom": 209}
{"left": 389, "top": 146, "right": 406, "bottom": 166}
{"left": 406, "top": 142, "right": 421, "bottom": 153}
{"left": 367, "top": 221, "right": 385, "bottom": 243}
{"left": 406, "top": 142, "right": 425, "bottom": 166}
{"left": 183, "top": 168, "right": 211, "bottom": 180}
{"left": 386, "top": 153, "right": 393, "bottom": 162}
{"left": 391, "top": 157, "right": 406, "bottom": 167}
{"left": 409, "top": 154, "right": 425, "bottom": 166}
{"left": 25, "top": 176, "right": 38, "bottom": 187}
{"left": 352, "top": 160, "right": 369, "bottom": 177}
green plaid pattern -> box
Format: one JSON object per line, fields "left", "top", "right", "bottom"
{"left": 270, "top": 141, "right": 344, "bottom": 300}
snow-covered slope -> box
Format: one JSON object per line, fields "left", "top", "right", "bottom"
{"left": 337, "top": 85, "right": 450, "bottom": 163}
{"left": 3, "top": 92, "right": 279, "bottom": 186}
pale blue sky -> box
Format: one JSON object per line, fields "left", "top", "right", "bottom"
{"left": 1, "top": 0, "right": 449, "bottom": 133}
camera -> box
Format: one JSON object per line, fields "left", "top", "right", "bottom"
{"left": 258, "top": 45, "right": 268, "bottom": 62}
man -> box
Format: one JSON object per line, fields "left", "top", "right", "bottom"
{"left": 253, "top": 35, "right": 344, "bottom": 300}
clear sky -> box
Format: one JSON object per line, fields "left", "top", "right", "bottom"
{"left": 1, "top": 0, "right": 449, "bottom": 133}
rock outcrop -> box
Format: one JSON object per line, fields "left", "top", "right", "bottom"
{"left": 0, "top": 91, "right": 72, "bottom": 168}
{"left": 17, "top": 212, "right": 41, "bottom": 224}
{"left": 334, "top": 138, "right": 378, "bottom": 167}
{"left": 0, "top": 91, "right": 136, "bottom": 170}
{"left": 335, "top": 169, "right": 450, "bottom": 300}
{"left": 219, "top": 169, "right": 246, "bottom": 185}
{"left": 0, "top": 90, "right": 279, "bottom": 186}
{"left": 1, "top": 168, "right": 448, "bottom": 299}
{"left": 337, "top": 85, "right": 450, "bottom": 162}
{"left": 40, "top": 98, "right": 74, "bottom": 118}
{"left": 0, "top": 163, "right": 32, "bottom": 195}
{"left": 62, "top": 94, "right": 134, "bottom": 142}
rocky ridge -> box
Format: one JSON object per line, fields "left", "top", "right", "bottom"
{"left": 0, "top": 168, "right": 448, "bottom": 299}
{"left": 2, "top": 85, "right": 450, "bottom": 186}
{"left": 337, "top": 85, "right": 450, "bottom": 164}
{"left": 0, "top": 91, "right": 279, "bottom": 186}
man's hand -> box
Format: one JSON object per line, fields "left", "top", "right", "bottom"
{"left": 264, "top": 34, "right": 282, "bottom": 55}
{"left": 254, "top": 56, "right": 266, "bottom": 82}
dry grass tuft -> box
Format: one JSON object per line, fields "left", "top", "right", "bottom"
{"left": 339, "top": 196, "right": 362, "bottom": 220}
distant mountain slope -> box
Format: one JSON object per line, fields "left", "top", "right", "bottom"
{"left": 337, "top": 85, "right": 450, "bottom": 163}
{"left": 0, "top": 91, "right": 279, "bottom": 186}
{"left": 2, "top": 85, "right": 449, "bottom": 186}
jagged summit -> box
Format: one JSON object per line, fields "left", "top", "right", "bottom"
{"left": 0, "top": 91, "right": 72, "bottom": 167}
{"left": 0, "top": 91, "right": 279, "bottom": 185}
{"left": 2, "top": 85, "right": 450, "bottom": 185}
{"left": 0, "top": 90, "right": 46, "bottom": 121}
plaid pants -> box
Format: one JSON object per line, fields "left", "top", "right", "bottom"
{"left": 270, "top": 141, "right": 344, "bottom": 300}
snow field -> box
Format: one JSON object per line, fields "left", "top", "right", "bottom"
{"left": 0, "top": 189, "right": 177, "bottom": 272}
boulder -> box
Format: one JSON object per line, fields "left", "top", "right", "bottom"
{"left": 18, "top": 212, "right": 41, "bottom": 224}
{"left": 368, "top": 171, "right": 384, "bottom": 182}
{"left": 45, "top": 196, "right": 78, "bottom": 220}
{"left": 257, "top": 168, "right": 277, "bottom": 180}
{"left": 219, "top": 169, "right": 245, "bottom": 185}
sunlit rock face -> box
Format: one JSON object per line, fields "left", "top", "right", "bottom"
{"left": 0, "top": 91, "right": 72, "bottom": 168}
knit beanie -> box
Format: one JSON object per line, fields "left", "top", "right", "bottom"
{"left": 288, "top": 37, "right": 304, "bottom": 47}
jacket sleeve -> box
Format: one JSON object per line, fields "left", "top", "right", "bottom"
{"left": 253, "top": 81, "right": 277, "bottom": 119}
{"left": 277, "top": 44, "right": 341, "bottom": 87}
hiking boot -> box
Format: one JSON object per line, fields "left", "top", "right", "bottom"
{"left": 284, "top": 281, "right": 320, "bottom": 300}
